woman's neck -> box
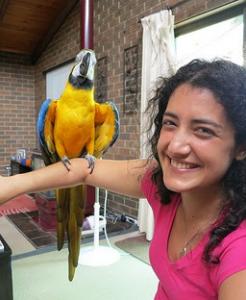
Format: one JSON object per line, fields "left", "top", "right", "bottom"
{"left": 180, "top": 186, "right": 223, "bottom": 226}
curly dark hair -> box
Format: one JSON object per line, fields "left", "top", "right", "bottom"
{"left": 146, "top": 59, "right": 246, "bottom": 264}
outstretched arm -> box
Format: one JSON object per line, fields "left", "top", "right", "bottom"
{"left": 84, "top": 159, "right": 150, "bottom": 198}
{"left": 0, "top": 158, "right": 152, "bottom": 204}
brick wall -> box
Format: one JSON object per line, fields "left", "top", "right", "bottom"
{"left": 34, "top": 3, "right": 81, "bottom": 118}
{"left": 0, "top": 0, "right": 237, "bottom": 216}
{"left": 0, "top": 52, "right": 36, "bottom": 174}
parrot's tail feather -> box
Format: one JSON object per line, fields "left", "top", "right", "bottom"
{"left": 56, "top": 189, "right": 69, "bottom": 250}
{"left": 56, "top": 185, "right": 86, "bottom": 280}
{"left": 67, "top": 185, "right": 86, "bottom": 278}
{"left": 68, "top": 212, "right": 79, "bottom": 267}
{"left": 77, "top": 185, "right": 86, "bottom": 224}
{"left": 57, "top": 222, "right": 65, "bottom": 250}
{"left": 68, "top": 252, "right": 76, "bottom": 281}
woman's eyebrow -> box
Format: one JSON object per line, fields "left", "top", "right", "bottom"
{"left": 192, "top": 118, "right": 223, "bottom": 129}
{"left": 163, "top": 111, "right": 178, "bottom": 119}
{"left": 163, "top": 112, "right": 223, "bottom": 130}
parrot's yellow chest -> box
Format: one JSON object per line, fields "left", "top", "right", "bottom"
{"left": 54, "top": 85, "right": 96, "bottom": 158}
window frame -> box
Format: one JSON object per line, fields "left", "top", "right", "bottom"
{"left": 174, "top": 2, "right": 246, "bottom": 65}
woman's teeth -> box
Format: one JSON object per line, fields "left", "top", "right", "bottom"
{"left": 171, "top": 159, "right": 197, "bottom": 169}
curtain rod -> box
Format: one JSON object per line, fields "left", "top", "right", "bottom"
{"left": 138, "top": 0, "right": 244, "bottom": 24}
{"left": 175, "top": 0, "right": 245, "bottom": 28}
{"left": 169, "top": 0, "right": 192, "bottom": 10}
{"left": 137, "top": 0, "right": 191, "bottom": 23}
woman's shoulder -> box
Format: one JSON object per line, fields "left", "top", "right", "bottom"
{"left": 239, "top": 220, "right": 246, "bottom": 230}
{"left": 226, "top": 220, "right": 246, "bottom": 240}
{"left": 212, "top": 220, "right": 246, "bottom": 289}
{"left": 215, "top": 220, "right": 246, "bottom": 252}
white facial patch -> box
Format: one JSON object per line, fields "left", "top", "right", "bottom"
{"left": 72, "top": 50, "right": 97, "bottom": 80}
{"left": 72, "top": 63, "right": 81, "bottom": 77}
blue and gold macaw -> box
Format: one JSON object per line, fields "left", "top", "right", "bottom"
{"left": 37, "top": 49, "right": 119, "bottom": 281}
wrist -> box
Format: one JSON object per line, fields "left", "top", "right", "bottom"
{"left": 7, "top": 173, "right": 24, "bottom": 199}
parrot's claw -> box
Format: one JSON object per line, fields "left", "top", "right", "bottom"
{"left": 84, "top": 154, "right": 96, "bottom": 174}
{"left": 61, "top": 156, "right": 71, "bottom": 171}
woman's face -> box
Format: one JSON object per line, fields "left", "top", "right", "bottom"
{"left": 157, "top": 83, "right": 237, "bottom": 194}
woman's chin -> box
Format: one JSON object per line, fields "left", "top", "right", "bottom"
{"left": 163, "top": 178, "right": 193, "bottom": 193}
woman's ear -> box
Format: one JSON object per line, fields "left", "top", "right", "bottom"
{"left": 235, "top": 147, "right": 246, "bottom": 161}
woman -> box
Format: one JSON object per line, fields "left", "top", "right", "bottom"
{"left": 1, "top": 59, "right": 246, "bottom": 299}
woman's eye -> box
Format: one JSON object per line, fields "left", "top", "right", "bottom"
{"left": 195, "top": 127, "right": 215, "bottom": 137}
{"left": 162, "top": 120, "right": 176, "bottom": 128}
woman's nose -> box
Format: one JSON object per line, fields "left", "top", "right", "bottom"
{"left": 167, "top": 130, "right": 191, "bottom": 157}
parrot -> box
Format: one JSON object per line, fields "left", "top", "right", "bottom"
{"left": 37, "top": 49, "right": 120, "bottom": 281}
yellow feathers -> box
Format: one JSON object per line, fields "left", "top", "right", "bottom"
{"left": 37, "top": 49, "right": 119, "bottom": 281}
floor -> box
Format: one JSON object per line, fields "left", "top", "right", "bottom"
{"left": 0, "top": 207, "right": 156, "bottom": 300}
{"left": 8, "top": 211, "right": 57, "bottom": 250}
{"left": 12, "top": 235, "right": 157, "bottom": 300}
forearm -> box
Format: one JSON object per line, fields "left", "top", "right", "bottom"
{"left": 0, "top": 157, "right": 152, "bottom": 205}
{"left": 23, "top": 158, "right": 89, "bottom": 191}
{"left": 0, "top": 158, "right": 90, "bottom": 204}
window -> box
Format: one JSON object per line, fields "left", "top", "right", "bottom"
{"left": 175, "top": 4, "right": 245, "bottom": 67}
{"left": 46, "top": 61, "right": 74, "bottom": 99}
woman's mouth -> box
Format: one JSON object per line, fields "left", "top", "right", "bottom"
{"left": 170, "top": 158, "right": 199, "bottom": 170}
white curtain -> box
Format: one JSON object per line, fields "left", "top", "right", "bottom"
{"left": 138, "top": 9, "right": 176, "bottom": 241}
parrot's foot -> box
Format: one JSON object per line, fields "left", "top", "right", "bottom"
{"left": 61, "top": 156, "right": 71, "bottom": 171}
{"left": 83, "top": 154, "right": 96, "bottom": 174}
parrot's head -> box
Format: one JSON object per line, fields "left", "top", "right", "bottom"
{"left": 69, "top": 49, "right": 97, "bottom": 89}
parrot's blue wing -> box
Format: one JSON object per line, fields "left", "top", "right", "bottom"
{"left": 37, "top": 98, "right": 58, "bottom": 165}
{"left": 94, "top": 101, "right": 120, "bottom": 157}
{"left": 107, "top": 101, "right": 120, "bottom": 148}
{"left": 37, "top": 98, "right": 50, "bottom": 148}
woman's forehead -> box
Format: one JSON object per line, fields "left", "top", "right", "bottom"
{"left": 165, "top": 83, "right": 232, "bottom": 126}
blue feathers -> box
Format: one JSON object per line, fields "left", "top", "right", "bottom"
{"left": 37, "top": 98, "right": 51, "bottom": 148}
{"left": 37, "top": 98, "right": 58, "bottom": 165}
{"left": 107, "top": 101, "right": 120, "bottom": 148}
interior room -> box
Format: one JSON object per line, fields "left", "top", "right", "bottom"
{"left": 0, "top": 0, "right": 245, "bottom": 299}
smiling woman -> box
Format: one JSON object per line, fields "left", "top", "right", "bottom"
{"left": 158, "top": 83, "right": 236, "bottom": 194}
{"left": 145, "top": 58, "right": 246, "bottom": 299}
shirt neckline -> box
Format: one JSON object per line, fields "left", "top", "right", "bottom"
{"left": 164, "top": 195, "right": 210, "bottom": 268}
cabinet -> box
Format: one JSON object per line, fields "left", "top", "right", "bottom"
{"left": 0, "top": 235, "right": 13, "bottom": 300}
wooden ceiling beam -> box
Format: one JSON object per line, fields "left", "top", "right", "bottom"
{"left": 31, "top": 0, "right": 79, "bottom": 64}
{"left": 0, "top": 0, "right": 10, "bottom": 21}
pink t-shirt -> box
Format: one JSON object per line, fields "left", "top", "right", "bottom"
{"left": 141, "top": 171, "right": 246, "bottom": 300}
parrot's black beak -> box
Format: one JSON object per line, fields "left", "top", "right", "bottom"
{"left": 79, "top": 52, "right": 90, "bottom": 77}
